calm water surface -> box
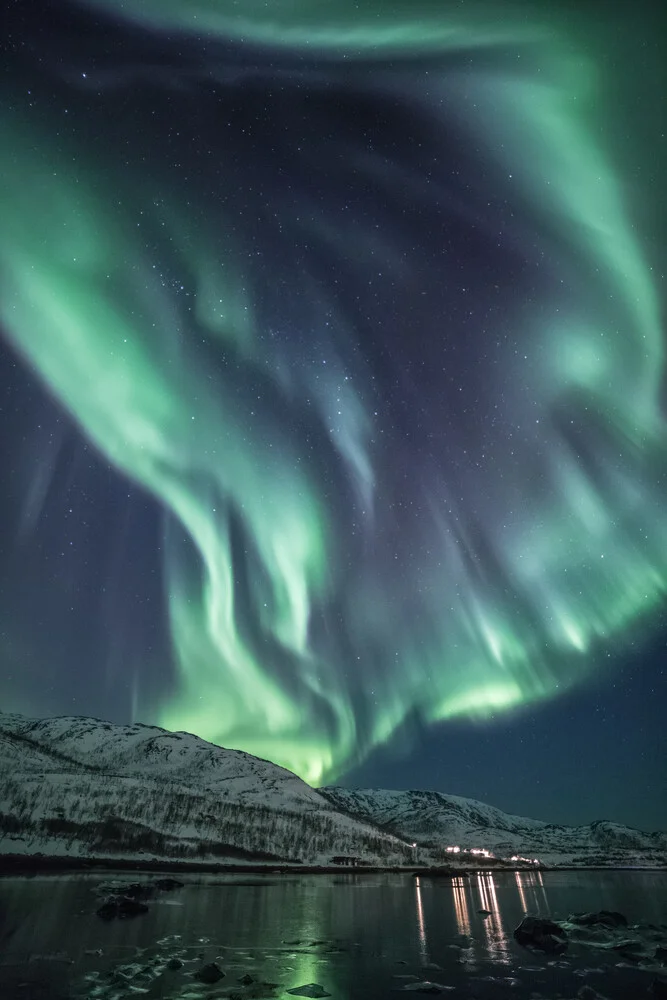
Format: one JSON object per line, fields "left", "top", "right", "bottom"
{"left": 0, "top": 869, "right": 665, "bottom": 999}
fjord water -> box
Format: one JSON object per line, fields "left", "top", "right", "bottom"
{"left": 0, "top": 870, "right": 665, "bottom": 999}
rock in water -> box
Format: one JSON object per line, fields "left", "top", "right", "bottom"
{"left": 98, "top": 881, "right": 154, "bottom": 900}
{"left": 513, "top": 916, "right": 568, "bottom": 953}
{"left": 154, "top": 878, "right": 185, "bottom": 891}
{"left": 96, "top": 896, "right": 149, "bottom": 920}
{"left": 287, "top": 985, "right": 332, "bottom": 998}
{"left": 195, "top": 962, "right": 225, "bottom": 984}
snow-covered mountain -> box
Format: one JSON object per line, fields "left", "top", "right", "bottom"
{"left": 0, "top": 713, "right": 413, "bottom": 865}
{"left": 319, "top": 787, "right": 667, "bottom": 867}
{"left": 1, "top": 712, "right": 664, "bottom": 868}
{"left": 0, "top": 712, "right": 323, "bottom": 809}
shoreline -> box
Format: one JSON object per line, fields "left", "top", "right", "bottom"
{"left": 0, "top": 855, "right": 664, "bottom": 877}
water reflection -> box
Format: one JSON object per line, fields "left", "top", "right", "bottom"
{"left": 476, "top": 873, "right": 510, "bottom": 965}
{"left": 452, "top": 877, "right": 471, "bottom": 937}
{"left": 1, "top": 871, "right": 665, "bottom": 1000}
{"left": 515, "top": 870, "right": 529, "bottom": 914}
{"left": 515, "top": 870, "right": 550, "bottom": 915}
{"left": 414, "top": 877, "right": 428, "bottom": 963}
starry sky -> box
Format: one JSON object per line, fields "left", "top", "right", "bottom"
{"left": 1, "top": 0, "right": 665, "bottom": 830}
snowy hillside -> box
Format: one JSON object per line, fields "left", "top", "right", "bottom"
{"left": 0, "top": 713, "right": 324, "bottom": 810}
{"left": 1, "top": 712, "right": 664, "bottom": 868}
{"left": 0, "top": 713, "right": 413, "bottom": 865}
{"left": 320, "top": 787, "right": 667, "bottom": 867}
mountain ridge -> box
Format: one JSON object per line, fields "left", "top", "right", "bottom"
{"left": 0, "top": 712, "right": 664, "bottom": 868}
{"left": 319, "top": 786, "right": 667, "bottom": 866}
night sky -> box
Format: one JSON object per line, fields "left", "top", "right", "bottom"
{"left": 1, "top": 0, "right": 665, "bottom": 830}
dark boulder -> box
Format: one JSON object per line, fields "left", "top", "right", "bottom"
{"left": 96, "top": 878, "right": 183, "bottom": 900}
{"left": 238, "top": 973, "right": 254, "bottom": 984}
{"left": 106, "top": 882, "right": 154, "bottom": 900}
{"left": 96, "top": 896, "right": 149, "bottom": 920}
{"left": 287, "top": 987, "right": 332, "bottom": 998}
{"left": 513, "top": 916, "right": 568, "bottom": 953}
{"left": 154, "top": 878, "right": 184, "bottom": 892}
{"left": 166, "top": 958, "right": 183, "bottom": 971}
{"left": 195, "top": 962, "right": 225, "bottom": 984}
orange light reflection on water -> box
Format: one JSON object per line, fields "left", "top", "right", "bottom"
{"left": 515, "top": 870, "right": 529, "bottom": 913}
{"left": 414, "top": 877, "right": 428, "bottom": 963}
{"left": 452, "top": 876, "right": 471, "bottom": 937}
{"left": 515, "top": 870, "right": 550, "bottom": 915}
{"left": 476, "top": 873, "right": 510, "bottom": 965}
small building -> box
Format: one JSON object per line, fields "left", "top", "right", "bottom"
{"left": 330, "top": 855, "right": 361, "bottom": 867}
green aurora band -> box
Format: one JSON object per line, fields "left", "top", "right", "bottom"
{"left": 1, "top": 1, "right": 664, "bottom": 783}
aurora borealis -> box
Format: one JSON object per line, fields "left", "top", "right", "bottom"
{"left": 1, "top": 0, "right": 665, "bottom": 820}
